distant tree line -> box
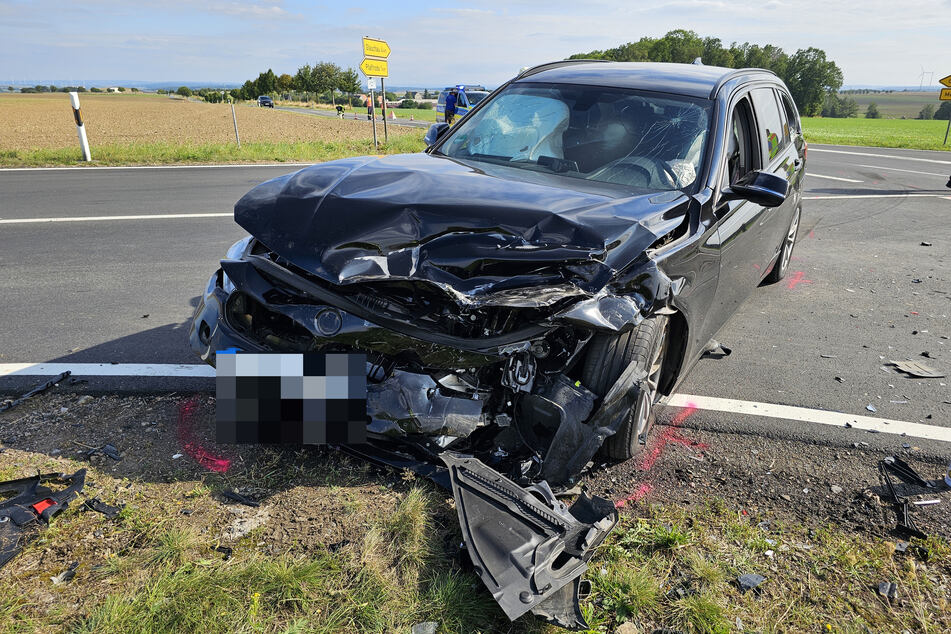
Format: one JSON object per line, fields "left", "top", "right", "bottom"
{"left": 227, "top": 62, "right": 363, "bottom": 107}
{"left": 569, "top": 29, "right": 843, "bottom": 117}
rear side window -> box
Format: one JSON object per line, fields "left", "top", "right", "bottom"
{"left": 779, "top": 91, "right": 800, "bottom": 134}
{"left": 750, "top": 88, "right": 785, "bottom": 162}
{"left": 438, "top": 92, "right": 447, "bottom": 105}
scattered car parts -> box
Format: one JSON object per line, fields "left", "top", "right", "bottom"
{"left": 0, "top": 470, "right": 86, "bottom": 569}
{"left": 441, "top": 452, "right": 617, "bottom": 630}
{"left": 0, "top": 371, "right": 71, "bottom": 413}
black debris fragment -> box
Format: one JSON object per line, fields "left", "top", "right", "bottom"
{"left": 0, "top": 470, "right": 86, "bottom": 569}
{"left": 0, "top": 371, "right": 71, "bottom": 413}
{"left": 882, "top": 456, "right": 934, "bottom": 489}
{"left": 920, "top": 241, "right": 932, "bottom": 246}
{"left": 214, "top": 545, "right": 233, "bottom": 561}
{"left": 82, "top": 497, "right": 123, "bottom": 519}
{"left": 221, "top": 490, "right": 260, "bottom": 507}
{"left": 50, "top": 561, "right": 79, "bottom": 585}
{"left": 736, "top": 573, "right": 766, "bottom": 593}
{"left": 701, "top": 340, "right": 732, "bottom": 359}
{"left": 879, "top": 461, "right": 928, "bottom": 540}
{"left": 101, "top": 444, "right": 121, "bottom": 461}
{"left": 877, "top": 581, "right": 898, "bottom": 602}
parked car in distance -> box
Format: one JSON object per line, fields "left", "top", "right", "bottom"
{"left": 257, "top": 95, "right": 274, "bottom": 108}
{"left": 189, "top": 60, "right": 805, "bottom": 630}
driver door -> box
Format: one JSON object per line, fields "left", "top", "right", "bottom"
{"left": 704, "top": 94, "right": 774, "bottom": 335}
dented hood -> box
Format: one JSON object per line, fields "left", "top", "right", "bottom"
{"left": 235, "top": 153, "right": 689, "bottom": 302}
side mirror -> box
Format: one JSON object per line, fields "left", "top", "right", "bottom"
{"left": 424, "top": 123, "right": 450, "bottom": 147}
{"left": 722, "top": 170, "right": 789, "bottom": 207}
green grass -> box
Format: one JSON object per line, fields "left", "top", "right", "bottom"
{"left": 0, "top": 135, "right": 427, "bottom": 167}
{"left": 802, "top": 116, "right": 951, "bottom": 151}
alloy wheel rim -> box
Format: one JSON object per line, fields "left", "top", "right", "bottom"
{"left": 636, "top": 326, "right": 668, "bottom": 441}
{"left": 780, "top": 208, "right": 800, "bottom": 274}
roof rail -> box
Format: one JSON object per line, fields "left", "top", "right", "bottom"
{"left": 515, "top": 58, "right": 609, "bottom": 80}
{"left": 709, "top": 67, "right": 779, "bottom": 98}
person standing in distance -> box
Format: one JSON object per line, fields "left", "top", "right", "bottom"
{"left": 445, "top": 88, "right": 458, "bottom": 125}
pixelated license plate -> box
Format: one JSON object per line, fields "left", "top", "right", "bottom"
{"left": 215, "top": 352, "right": 367, "bottom": 444}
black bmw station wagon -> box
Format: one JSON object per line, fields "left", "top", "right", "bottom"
{"left": 190, "top": 61, "right": 805, "bottom": 629}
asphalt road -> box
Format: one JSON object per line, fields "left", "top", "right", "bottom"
{"left": 1, "top": 145, "right": 949, "bottom": 452}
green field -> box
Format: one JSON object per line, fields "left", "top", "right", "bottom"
{"left": 802, "top": 117, "right": 951, "bottom": 151}
{"left": 841, "top": 90, "right": 945, "bottom": 119}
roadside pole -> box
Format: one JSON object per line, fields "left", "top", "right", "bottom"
{"left": 368, "top": 80, "right": 378, "bottom": 150}
{"left": 68, "top": 92, "right": 91, "bottom": 161}
{"left": 230, "top": 101, "right": 241, "bottom": 148}
{"left": 944, "top": 118, "right": 949, "bottom": 146}
{"left": 381, "top": 78, "right": 388, "bottom": 143}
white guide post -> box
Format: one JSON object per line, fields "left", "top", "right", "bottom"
{"left": 68, "top": 92, "right": 91, "bottom": 161}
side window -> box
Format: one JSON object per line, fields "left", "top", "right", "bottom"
{"left": 779, "top": 92, "right": 800, "bottom": 135}
{"left": 750, "top": 88, "right": 786, "bottom": 162}
{"left": 722, "top": 97, "right": 757, "bottom": 190}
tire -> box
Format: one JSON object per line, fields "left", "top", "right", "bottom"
{"left": 581, "top": 315, "right": 669, "bottom": 460}
{"left": 764, "top": 205, "right": 801, "bottom": 284}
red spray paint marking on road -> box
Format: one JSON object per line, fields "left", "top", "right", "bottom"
{"left": 808, "top": 230, "right": 815, "bottom": 239}
{"left": 787, "top": 271, "right": 812, "bottom": 290}
{"left": 177, "top": 397, "right": 231, "bottom": 473}
{"left": 615, "top": 404, "right": 705, "bottom": 508}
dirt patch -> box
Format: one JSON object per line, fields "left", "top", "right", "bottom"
{"left": 0, "top": 93, "right": 419, "bottom": 151}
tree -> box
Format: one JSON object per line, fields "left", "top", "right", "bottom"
{"left": 176, "top": 86, "right": 192, "bottom": 97}
{"left": 935, "top": 102, "right": 951, "bottom": 120}
{"left": 117, "top": 86, "right": 125, "bottom": 92}
{"left": 783, "top": 48, "right": 843, "bottom": 116}
{"left": 337, "top": 67, "right": 360, "bottom": 110}
{"left": 918, "top": 104, "right": 935, "bottom": 120}
{"left": 821, "top": 93, "right": 858, "bottom": 118}
{"left": 277, "top": 73, "right": 294, "bottom": 92}
{"left": 865, "top": 102, "right": 881, "bottom": 119}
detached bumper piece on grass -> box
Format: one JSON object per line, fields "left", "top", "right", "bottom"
{"left": 442, "top": 453, "right": 618, "bottom": 630}
{"left": 0, "top": 469, "right": 86, "bottom": 569}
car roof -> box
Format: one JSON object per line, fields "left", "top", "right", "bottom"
{"left": 514, "top": 61, "right": 778, "bottom": 99}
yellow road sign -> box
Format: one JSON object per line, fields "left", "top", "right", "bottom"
{"left": 360, "top": 58, "right": 389, "bottom": 77}
{"left": 940, "top": 74, "right": 951, "bottom": 88}
{"left": 363, "top": 37, "right": 391, "bottom": 59}
{"left": 940, "top": 87, "right": 951, "bottom": 101}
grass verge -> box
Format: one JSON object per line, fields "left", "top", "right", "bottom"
{"left": 0, "top": 135, "right": 427, "bottom": 167}
{"left": 802, "top": 117, "right": 951, "bottom": 151}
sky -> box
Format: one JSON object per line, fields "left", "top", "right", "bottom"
{"left": 1, "top": 0, "right": 949, "bottom": 89}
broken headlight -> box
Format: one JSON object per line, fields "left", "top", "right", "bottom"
{"left": 221, "top": 236, "right": 254, "bottom": 294}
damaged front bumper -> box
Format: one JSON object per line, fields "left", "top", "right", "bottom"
{"left": 442, "top": 453, "right": 617, "bottom": 630}
{"left": 190, "top": 239, "right": 658, "bottom": 627}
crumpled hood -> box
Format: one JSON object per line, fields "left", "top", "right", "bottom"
{"left": 234, "top": 153, "right": 689, "bottom": 307}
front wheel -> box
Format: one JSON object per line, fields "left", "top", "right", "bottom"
{"left": 765, "top": 205, "right": 801, "bottom": 284}
{"left": 580, "top": 315, "right": 669, "bottom": 460}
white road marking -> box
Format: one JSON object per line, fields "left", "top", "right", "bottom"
{"left": 0, "top": 213, "right": 233, "bottom": 224}
{"left": 668, "top": 393, "right": 951, "bottom": 443}
{"left": 802, "top": 194, "right": 951, "bottom": 200}
{"left": 807, "top": 173, "right": 863, "bottom": 183}
{"left": 0, "top": 163, "right": 310, "bottom": 172}
{"left": 4, "top": 362, "right": 948, "bottom": 443}
{"left": 853, "top": 163, "right": 948, "bottom": 177}
{"left": 810, "top": 148, "right": 951, "bottom": 165}
{"left": 0, "top": 363, "right": 215, "bottom": 378}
